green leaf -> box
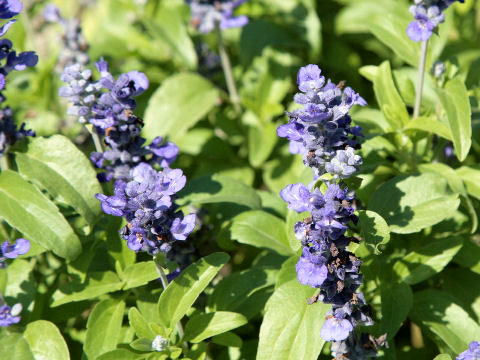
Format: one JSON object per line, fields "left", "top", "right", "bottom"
{"left": 380, "top": 282, "right": 413, "bottom": 339}
{"left": 410, "top": 289, "right": 480, "bottom": 353}
{"left": 367, "top": 14, "right": 420, "bottom": 67}
{"left": 14, "top": 135, "right": 102, "bottom": 228}
{"left": 84, "top": 299, "right": 126, "bottom": 360}
{"left": 51, "top": 271, "right": 124, "bottom": 307}
{"left": 130, "top": 338, "right": 153, "bottom": 352}
{"left": 183, "top": 311, "right": 248, "bottom": 343}
{"left": 177, "top": 174, "right": 261, "bottom": 209}
{"left": 142, "top": 73, "right": 218, "bottom": 143}
{"left": 0, "top": 333, "right": 34, "bottom": 360}
{"left": 23, "top": 320, "right": 70, "bottom": 360}
{"left": 121, "top": 261, "right": 159, "bottom": 290}
{"left": 286, "top": 210, "right": 308, "bottom": 253}
{"left": 248, "top": 123, "right": 278, "bottom": 168}
{"left": 211, "top": 332, "right": 242, "bottom": 348}
{"left": 97, "top": 349, "right": 144, "bottom": 360}
{"left": 0, "top": 170, "right": 82, "bottom": 260}
{"left": 158, "top": 253, "right": 230, "bottom": 330}
{"left": 433, "top": 355, "right": 452, "bottom": 360}
{"left": 145, "top": 2, "right": 197, "bottom": 69}
{"left": 368, "top": 173, "right": 460, "bottom": 234}
{"left": 456, "top": 166, "right": 480, "bottom": 200}
{"left": 209, "top": 268, "right": 277, "bottom": 316}
{"left": 435, "top": 78, "right": 472, "bottom": 161}
{"left": 263, "top": 156, "right": 313, "bottom": 195}
{"left": 5, "top": 259, "right": 36, "bottom": 314}
{"left": 393, "top": 237, "right": 463, "bottom": 284}
{"left": 405, "top": 117, "right": 452, "bottom": 141}
{"left": 128, "top": 307, "right": 156, "bottom": 339}
{"left": 373, "top": 61, "right": 409, "bottom": 130}
{"left": 230, "top": 210, "right": 293, "bottom": 256}
{"left": 257, "top": 280, "right": 330, "bottom": 360}
{"left": 357, "top": 210, "right": 391, "bottom": 255}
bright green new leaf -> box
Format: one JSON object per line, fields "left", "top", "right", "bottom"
{"left": 373, "top": 61, "right": 410, "bottom": 130}
{"left": 183, "top": 311, "right": 248, "bottom": 343}
{"left": 24, "top": 321, "right": 70, "bottom": 360}
{"left": 158, "top": 253, "right": 230, "bottom": 330}
{"left": 433, "top": 355, "right": 452, "bottom": 360}
{"left": 368, "top": 173, "right": 460, "bottom": 234}
{"left": 84, "top": 299, "right": 126, "bottom": 360}
{"left": 230, "top": 210, "right": 293, "bottom": 256}
{"left": 5, "top": 259, "right": 36, "bottom": 313}
{"left": 177, "top": 174, "right": 261, "bottom": 209}
{"left": 14, "top": 135, "right": 102, "bottom": 228}
{"left": 406, "top": 117, "right": 452, "bottom": 141}
{"left": 357, "top": 210, "right": 390, "bottom": 255}
{"left": 435, "top": 78, "right": 472, "bottom": 162}
{"left": 257, "top": 280, "right": 330, "bottom": 360}
{"left": 393, "top": 237, "right": 463, "bottom": 284}
{"left": 0, "top": 170, "right": 82, "bottom": 260}
{"left": 410, "top": 290, "right": 480, "bottom": 354}
{"left": 142, "top": 73, "right": 218, "bottom": 143}
{"left": 128, "top": 307, "right": 156, "bottom": 340}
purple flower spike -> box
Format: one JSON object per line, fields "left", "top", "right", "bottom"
{"left": 457, "top": 341, "right": 480, "bottom": 360}
{"left": 0, "top": 303, "right": 22, "bottom": 327}
{"left": 280, "top": 183, "right": 311, "bottom": 213}
{"left": 406, "top": 17, "right": 434, "bottom": 42}
{"left": 277, "top": 122, "right": 304, "bottom": 141}
{"left": 187, "top": 0, "right": 249, "bottom": 34}
{"left": 297, "top": 64, "right": 325, "bottom": 92}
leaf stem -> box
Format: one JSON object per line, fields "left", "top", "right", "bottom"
{"left": 153, "top": 257, "right": 186, "bottom": 342}
{"left": 215, "top": 23, "right": 242, "bottom": 114}
{"left": 413, "top": 40, "right": 428, "bottom": 119}
{"left": 0, "top": 155, "right": 8, "bottom": 171}
{"left": 410, "top": 321, "right": 424, "bottom": 348}
{"left": 86, "top": 126, "right": 104, "bottom": 153}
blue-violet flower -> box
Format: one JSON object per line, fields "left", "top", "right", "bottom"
{"left": 187, "top": 0, "right": 248, "bottom": 34}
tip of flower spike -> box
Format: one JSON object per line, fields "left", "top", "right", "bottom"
{"left": 0, "top": 0, "right": 22, "bottom": 20}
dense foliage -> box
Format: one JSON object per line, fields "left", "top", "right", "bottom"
{"left": 0, "top": 0, "right": 480, "bottom": 359}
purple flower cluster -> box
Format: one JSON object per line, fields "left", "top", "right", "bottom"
{"left": 277, "top": 64, "right": 365, "bottom": 180}
{"left": 407, "top": 0, "right": 464, "bottom": 42}
{"left": 96, "top": 163, "right": 196, "bottom": 255}
{"left": 0, "top": 302, "right": 22, "bottom": 327}
{"left": 0, "top": 238, "right": 30, "bottom": 268}
{"left": 0, "top": 1, "right": 37, "bottom": 158}
{"left": 43, "top": 4, "right": 89, "bottom": 72}
{"left": 60, "top": 60, "right": 178, "bottom": 183}
{"left": 457, "top": 341, "right": 480, "bottom": 360}
{"left": 187, "top": 0, "right": 249, "bottom": 34}
{"left": 279, "top": 65, "right": 382, "bottom": 359}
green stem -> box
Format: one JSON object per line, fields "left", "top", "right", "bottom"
{"left": 215, "top": 23, "right": 241, "bottom": 114}
{"left": 0, "top": 222, "right": 9, "bottom": 240}
{"left": 0, "top": 154, "right": 8, "bottom": 171}
{"left": 413, "top": 39, "right": 429, "bottom": 119}
{"left": 411, "top": 39, "right": 429, "bottom": 171}
{"left": 153, "top": 257, "right": 187, "bottom": 345}
{"left": 86, "top": 126, "right": 104, "bottom": 153}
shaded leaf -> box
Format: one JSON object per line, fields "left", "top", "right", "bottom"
{"left": 357, "top": 210, "right": 390, "bottom": 255}
{"left": 183, "top": 311, "right": 248, "bottom": 343}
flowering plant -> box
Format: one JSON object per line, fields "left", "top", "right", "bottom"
{"left": 0, "top": 1, "right": 479, "bottom": 359}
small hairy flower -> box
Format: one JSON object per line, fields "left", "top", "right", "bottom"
{"left": 187, "top": 0, "right": 249, "bottom": 34}
{"left": 0, "top": 238, "right": 30, "bottom": 268}
{"left": 0, "top": 302, "right": 22, "bottom": 327}
{"left": 457, "top": 341, "right": 480, "bottom": 360}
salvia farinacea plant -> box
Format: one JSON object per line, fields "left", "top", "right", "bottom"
{"left": 0, "top": 1, "right": 478, "bottom": 359}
